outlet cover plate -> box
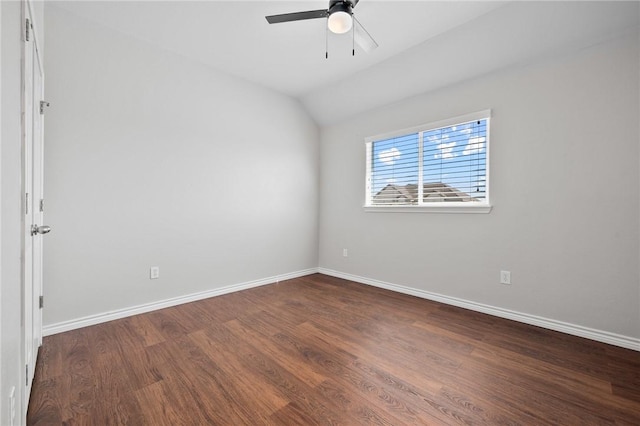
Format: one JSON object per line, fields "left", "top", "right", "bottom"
{"left": 150, "top": 266, "right": 160, "bottom": 279}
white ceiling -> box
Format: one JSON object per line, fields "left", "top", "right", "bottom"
{"left": 49, "top": 1, "right": 639, "bottom": 125}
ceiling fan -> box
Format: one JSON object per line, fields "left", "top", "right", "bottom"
{"left": 265, "top": 0, "right": 378, "bottom": 56}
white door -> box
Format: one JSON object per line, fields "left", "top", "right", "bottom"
{"left": 31, "top": 13, "right": 45, "bottom": 352}
{"left": 22, "top": 7, "right": 35, "bottom": 410}
{"left": 22, "top": 2, "right": 47, "bottom": 415}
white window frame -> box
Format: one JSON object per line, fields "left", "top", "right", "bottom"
{"left": 364, "top": 110, "right": 492, "bottom": 214}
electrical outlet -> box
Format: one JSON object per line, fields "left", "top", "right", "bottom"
{"left": 150, "top": 266, "right": 160, "bottom": 280}
{"left": 500, "top": 270, "right": 511, "bottom": 285}
{"left": 343, "top": 248, "right": 348, "bottom": 257}
{"left": 9, "top": 386, "right": 15, "bottom": 426}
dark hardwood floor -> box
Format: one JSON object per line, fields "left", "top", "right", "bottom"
{"left": 28, "top": 273, "right": 640, "bottom": 425}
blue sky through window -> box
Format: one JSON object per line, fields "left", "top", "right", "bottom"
{"left": 371, "top": 119, "right": 487, "bottom": 201}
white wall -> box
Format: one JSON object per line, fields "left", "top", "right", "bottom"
{"left": 43, "top": 5, "right": 319, "bottom": 327}
{"left": 319, "top": 30, "right": 640, "bottom": 344}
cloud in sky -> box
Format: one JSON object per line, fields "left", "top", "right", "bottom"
{"left": 463, "top": 136, "right": 485, "bottom": 155}
{"left": 435, "top": 141, "right": 456, "bottom": 159}
{"left": 379, "top": 147, "right": 401, "bottom": 165}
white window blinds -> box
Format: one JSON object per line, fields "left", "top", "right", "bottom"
{"left": 366, "top": 111, "right": 490, "bottom": 208}
{"left": 369, "top": 133, "right": 419, "bottom": 204}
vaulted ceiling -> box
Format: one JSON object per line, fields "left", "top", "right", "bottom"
{"left": 51, "top": 1, "right": 639, "bottom": 125}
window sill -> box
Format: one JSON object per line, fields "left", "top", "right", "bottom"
{"left": 363, "top": 204, "right": 492, "bottom": 214}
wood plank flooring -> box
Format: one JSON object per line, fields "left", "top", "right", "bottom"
{"left": 28, "top": 273, "right": 640, "bottom": 425}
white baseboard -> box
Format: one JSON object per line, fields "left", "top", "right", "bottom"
{"left": 44, "top": 267, "right": 640, "bottom": 352}
{"left": 318, "top": 268, "right": 640, "bottom": 352}
{"left": 43, "top": 268, "right": 319, "bottom": 336}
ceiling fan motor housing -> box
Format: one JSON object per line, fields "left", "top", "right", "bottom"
{"left": 329, "top": 0, "right": 354, "bottom": 16}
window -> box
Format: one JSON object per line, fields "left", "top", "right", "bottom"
{"left": 365, "top": 110, "right": 491, "bottom": 213}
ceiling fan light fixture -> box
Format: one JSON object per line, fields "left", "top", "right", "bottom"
{"left": 327, "top": 4, "right": 353, "bottom": 34}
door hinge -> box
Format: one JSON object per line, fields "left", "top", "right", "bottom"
{"left": 40, "top": 198, "right": 45, "bottom": 212}
{"left": 40, "top": 101, "right": 50, "bottom": 115}
{"left": 25, "top": 193, "right": 29, "bottom": 214}
{"left": 25, "top": 18, "right": 31, "bottom": 42}
{"left": 39, "top": 295, "right": 44, "bottom": 309}
{"left": 25, "top": 364, "right": 29, "bottom": 386}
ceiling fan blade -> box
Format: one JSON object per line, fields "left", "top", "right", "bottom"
{"left": 265, "top": 9, "right": 328, "bottom": 24}
{"left": 353, "top": 16, "right": 378, "bottom": 53}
